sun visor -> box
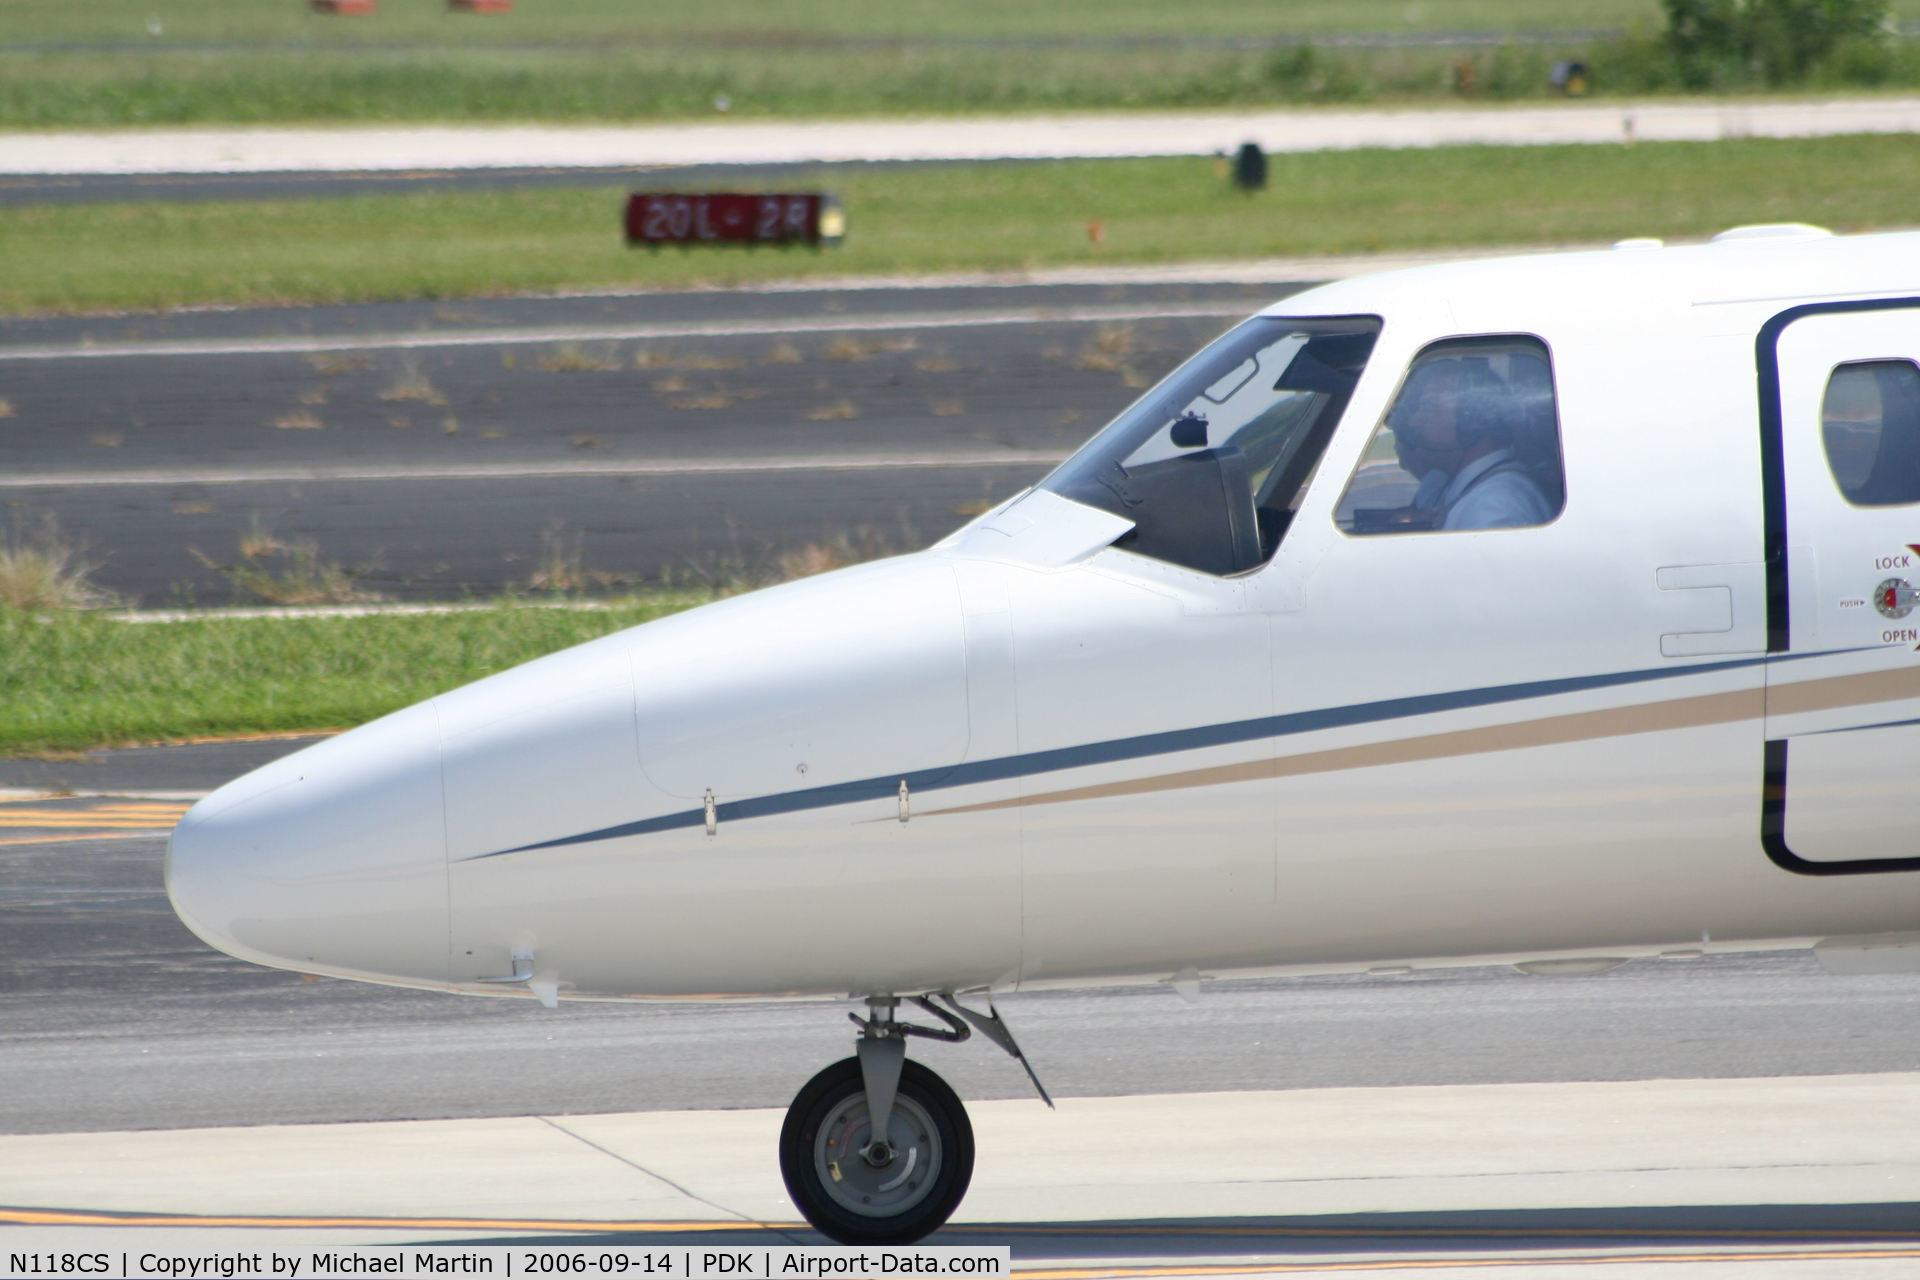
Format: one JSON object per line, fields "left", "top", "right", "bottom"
{"left": 1275, "top": 343, "right": 1362, "bottom": 395}
{"left": 939, "top": 488, "right": 1135, "bottom": 569}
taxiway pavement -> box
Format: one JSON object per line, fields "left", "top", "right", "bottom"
{"left": 1, "top": 280, "right": 1296, "bottom": 604}
{"left": 5, "top": 739, "right": 1920, "bottom": 1136}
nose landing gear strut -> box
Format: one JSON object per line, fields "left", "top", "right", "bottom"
{"left": 777, "top": 994, "right": 1049, "bottom": 1244}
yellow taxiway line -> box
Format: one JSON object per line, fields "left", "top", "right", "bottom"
{"left": 0, "top": 822, "right": 182, "bottom": 831}
{"left": 0, "top": 832, "right": 178, "bottom": 847}
{"left": 5, "top": 1208, "right": 1918, "bottom": 1249}
{"left": 0, "top": 801, "right": 191, "bottom": 844}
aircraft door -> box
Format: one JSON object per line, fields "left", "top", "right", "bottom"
{"left": 1762, "top": 303, "right": 1920, "bottom": 873}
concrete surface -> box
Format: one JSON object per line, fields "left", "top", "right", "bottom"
{"left": 8, "top": 100, "right": 1920, "bottom": 175}
{"left": 4, "top": 1077, "right": 1919, "bottom": 1273}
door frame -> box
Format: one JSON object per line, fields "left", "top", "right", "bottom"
{"left": 1755, "top": 295, "right": 1920, "bottom": 876}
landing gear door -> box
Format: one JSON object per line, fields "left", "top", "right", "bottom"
{"left": 1763, "top": 303, "right": 1920, "bottom": 873}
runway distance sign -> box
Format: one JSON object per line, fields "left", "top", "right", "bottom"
{"left": 625, "top": 193, "right": 846, "bottom": 248}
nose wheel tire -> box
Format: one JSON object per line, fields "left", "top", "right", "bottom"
{"left": 779, "top": 1056, "right": 974, "bottom": 1245}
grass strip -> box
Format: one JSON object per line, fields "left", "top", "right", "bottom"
{"left": 0, "top": 45, "right": 1632, "bottom": 126}
{"left": 6, "top": 136, "right": 1920, "bottom": 315}
{"left": 0, "top": 0, "right": 1659, "bottom": 130}
{"left": 0, "top": 598, "right": 700, "bottom": 756}
{"left": 6, "top": 0, "right": 1673, "bottom": 46}
{"left": 8, "top": 0, "right": 1920, "bottom": 126}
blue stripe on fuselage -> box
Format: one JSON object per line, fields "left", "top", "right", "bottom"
{"left": 460, "top": 652, "right": 1791, "bottom": 861}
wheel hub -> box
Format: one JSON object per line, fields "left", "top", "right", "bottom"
{"left": 815, "top": 1092, "right": 940, "bottom": 1217}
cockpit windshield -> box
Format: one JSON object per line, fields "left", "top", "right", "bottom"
{"left": 1041, "top": 315, "right": 1380, "bottom": 576}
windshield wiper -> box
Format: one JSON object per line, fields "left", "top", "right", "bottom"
{"left": 1095, "top": 461, "right": 1142, "bottom": 509}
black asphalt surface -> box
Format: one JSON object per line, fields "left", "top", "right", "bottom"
{"left": 0, "top": 164, "right": 793, "bottom": 209}
{"left": 0, "top": 278, "right": 1270, "bottom": 353}
{"left": 2, "top": 742, "right": 1919, "bottom": 1136}
{"left": 1, "top": 282, "right": 1282, "bottom": 604}
{"left": 5, "top": 813, "right": 1920, "bottom": 1136}
{"left": 0, "top": 735, "right": 322, "bottom": 795}
{"left": 21, "top": 468, "right": 1056, "bottom": 603}
{"left": 0, "top": 159, "right": 1125, "bottom": 208}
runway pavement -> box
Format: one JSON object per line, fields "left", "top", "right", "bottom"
{"left": 0, "top": 280, "right": 1298, "bottom": 604}
{"left": 9, "top": 99, "right": 1920, "bottom": 178}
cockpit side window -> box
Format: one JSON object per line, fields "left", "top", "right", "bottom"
{"left": 1823, "top": 360, "right": 1920, "bottom": 507}
{"left": 1041, "top": 316, "right": 1381, "bottom": 576}
{"left": 1336, "top": 335, "right": 1565, "bottom": 535}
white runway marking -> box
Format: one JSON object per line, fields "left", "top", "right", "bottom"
{"left": 8, "top": 99, "right": 1920, "bottom": 175}
{"left": 0, "top": 451, "right": 1064, "bottom": 491}
{"left": 0, "top": 301, "right": 1246, "bottom": 363}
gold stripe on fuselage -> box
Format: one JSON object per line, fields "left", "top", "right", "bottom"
{"left": 922, "top": 662, "right": 1920, "bottom": 821}
{"left": 1765, "top": 662, "right": 1920, "bottom": 716}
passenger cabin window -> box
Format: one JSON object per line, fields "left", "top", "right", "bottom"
{"left": 1043, "top": 316, "right": 1381, "bottom": 576}
{"left": 1336, "top": 336, "right": 1565, "bottom": 535}
{"left": 1822, "top": 360, "right": 1920, "bottom": 507}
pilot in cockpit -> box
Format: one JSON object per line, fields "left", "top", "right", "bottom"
{"left": 1387, "top": 357, "right": 1555, "bottom": 531}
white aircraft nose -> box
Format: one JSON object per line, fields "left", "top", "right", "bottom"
{"left": 166, "top": 702, "right": 451, "bottom": 985}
